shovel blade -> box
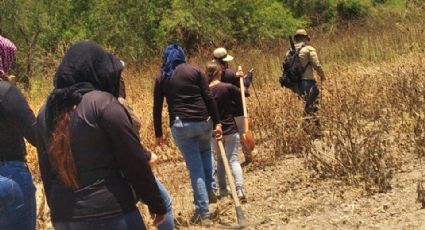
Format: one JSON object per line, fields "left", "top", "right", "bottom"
{"left": 243, "top": 131, "right": 255, "bottom": 151}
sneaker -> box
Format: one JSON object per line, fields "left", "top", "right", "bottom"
{"left": 219, "top": 188, "right": 229, "bottom": 198}
{"left": 236, "top": 187, "right": 247, "bottom": 203}
{"left": 208, "top": 190, "right": 218, "bottom": 204}
{"left": 190, "top": 213, "right": 212, "bottom": 227}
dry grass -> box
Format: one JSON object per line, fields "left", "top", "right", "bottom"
{"left": 20, "top": 5, "right": 425, "bottom": 229}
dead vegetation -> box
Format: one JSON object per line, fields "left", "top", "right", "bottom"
{"left": 19, "top": 5, "right": 425, "bottom": 229}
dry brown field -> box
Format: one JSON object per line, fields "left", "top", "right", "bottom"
{"left": 21, "top": 5, "right": 425, "bottom": 229}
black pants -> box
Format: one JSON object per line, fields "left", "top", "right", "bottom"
{"left": 298, "top": 80, "right": 319, "bottom": 115}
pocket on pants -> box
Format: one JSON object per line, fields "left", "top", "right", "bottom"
{"left": 0, "top": 176, "right": 25, "bottom": 226}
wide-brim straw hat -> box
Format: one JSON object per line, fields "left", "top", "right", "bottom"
{"left": 213, "top": 47, "right": 234, "bottom": 62}
{"left": 295, "top": 29, "right": 308, "bottom": 37}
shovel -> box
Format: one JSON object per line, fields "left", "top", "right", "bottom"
{"left": 238, "top": 66, "right": 255, "bottom": 151}
{"left": 217, "top": 139, "right": 246, "bottom": 228}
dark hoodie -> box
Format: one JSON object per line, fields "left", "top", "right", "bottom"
{"left": 36, "top": 41, "right": 166, "bottom": 222}
{"left": 0, "top": 36, "right": 36, "bottom": 161}
{"left": 153, "top": 44, "right": 220, "bottom": 137}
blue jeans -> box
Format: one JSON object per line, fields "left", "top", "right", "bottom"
{"left": 171, "top": 118, "right": 215, "bottom": 217}
{"left": 155, "top": 178, "right": 174, "bottom": 230}
{"left": 212, "top": 133, "right": 244, "bottom": 190}
{"left": 0, "top": 161, "right": 36, "bottom": 230}
{"left": 54, "top": 208, "right": 146, "bottom": 230}
{"left": 298, "top": 80, "right": 320, "bottom": 115}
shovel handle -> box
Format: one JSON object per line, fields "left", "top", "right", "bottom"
{"left": 244, "top": 117, "right": 249, "bottom": 132}
{"left": 217, "top": 139, "right": 245, "bottom": 225}
{"left": 239, "top": 66, "right": 248, "bottom": 118}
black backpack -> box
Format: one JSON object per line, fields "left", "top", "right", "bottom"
{"left": 279, "top": 37, "right": 309, "bottom": 88}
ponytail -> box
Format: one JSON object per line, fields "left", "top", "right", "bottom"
{"left": 48, "top": 110, "right": 79, "bottom": 189}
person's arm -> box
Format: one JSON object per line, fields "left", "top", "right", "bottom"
{"left": 199, "top": 70, "right": 222, "bottom": 138}
{"left": 309, "top": 47, "right": 326, "bottom": 81}
{"left": 100, "top": 101, "right": 166, "bottom": 215}
{"left": 118, "top": 97, "right": 150, "bottom": 160}
{"left": 153, "top": 77, "right": 164, "bottom": 138}
{"left": 3, "top": 83, "right": 37, "bottom": 145}
{"left": 198, "top": 70, "right": 220, "bottom": 126}
{"left": 230, "top": 84, "right": 242, "bottom": 100}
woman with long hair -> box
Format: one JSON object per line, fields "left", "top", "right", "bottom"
{"left": 0, "top": 35, "right": 37, "bottom": 230}
{"left": 206, "top": 61, "right": 247, "bottom": 202}
{"left": 36, "top": 41, "right": 166, "bottom": 229}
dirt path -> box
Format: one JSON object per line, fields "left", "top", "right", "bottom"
{"left": 35, "top": 148, "right": 425, "bottom": 230}
{"left": 152, "top": 147, "right": 425, "bottom": 230}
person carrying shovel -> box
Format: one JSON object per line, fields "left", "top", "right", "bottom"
{"left": 213, "top": 47, "right": 254, "bottom": 166}
{"left": 206, "top": 61, "right": 247, "bottom": 202}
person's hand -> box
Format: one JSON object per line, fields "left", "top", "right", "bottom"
{"left": 236, "top": 65, "right": 244, "bottom": 78}
{"left": 213, "top": 124, "right": 223, "bottom": 140}
{"left": 155, "top": 136, "right": 165, "bottom": 146}
{"left": 149, "top": 153, "right": 158, "bottom": 167}
{"left": 150, "top": 212, "right": 167, "bottom": 227}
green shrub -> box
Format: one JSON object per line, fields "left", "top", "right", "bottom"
{"left": 283, "top": 0, "right": 336, "bottom": 25}
{"left": 337, "top": 0, "right": 371, "bottom": 21}
{"left": 372, "top": 0, "right": 387, "bottom": 5}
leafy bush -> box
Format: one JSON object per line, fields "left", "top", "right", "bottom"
{"left": 283, "top": 0, "right": 336, "bottom": 25}
{"left": 372, "top": 0, "right": 388, "bottom": 5}
{"left": 337, "top": 0, "right": 371, "bottom": 21}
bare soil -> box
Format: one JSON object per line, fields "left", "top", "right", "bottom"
{"left": 148, "top": 145, "right": 425, "bottom": 230}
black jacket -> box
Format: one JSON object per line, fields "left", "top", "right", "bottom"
{"left": 0, "top": 81, "right": 36, "bottom": 161}
{"left": 153, "top": 63, "right": 220, "bottom": 137}
{"left": 36, "top": 41, "right": 166, "bottom": 221}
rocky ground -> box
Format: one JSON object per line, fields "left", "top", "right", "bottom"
{"left": 35, "top": 147, "right": 425, "bottom": 230}
{"left": 148, "top": 147, "right": 425, "bottom": 230}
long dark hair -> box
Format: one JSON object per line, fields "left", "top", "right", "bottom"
{"left": 45, "top": 41, "right": 123, "bottom": 189}
{"left": 206, "top": 61, "right": 222, "bottom": 83}
{"left": 48, "top": 109, "right": 78, "bottom": 188}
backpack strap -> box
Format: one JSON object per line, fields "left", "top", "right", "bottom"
{"left": 296, "top": 45, "right": 311, "bottom": 74}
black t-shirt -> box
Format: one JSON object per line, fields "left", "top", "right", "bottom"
{"left": 153, "top": 63, "right": 220, "bottom": 137}
{"left": 0, "top": 81, "right": 36, "bottom": 161}
{"left": 210, "top": 82, "right": 240, "bottom": 135}
{"left": 37, "top": 90, "right": 166, "bottom": 221}
{"left": 220, "top": 68, "right": 251, "bottom": 117}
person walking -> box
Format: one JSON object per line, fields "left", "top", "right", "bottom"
{"left": 206, "top": 62, "right": 247, "bottom": 202}
{"left": 286, "top": 29, "right": 326, "bottom": 130}
{"left": 36, "top": 41, "right": 166, "bottom": 229}
{"left": 0, "top": 35, "right": 37, "bottom": 230}
{"left": 153, "top": 44, "right": 222, "bottom": 226}
{"left": 213, "top": 47, "right": 253, "bottom": 165}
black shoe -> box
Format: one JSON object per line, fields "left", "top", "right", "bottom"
{"left": 190, "top": 213, "right": 212, "bottom": 226}
{"left": 219, "top": 188, "right": 229, "bottom": 199}
{"left": 208, "top": 190, "right": 218, "bottom": 204}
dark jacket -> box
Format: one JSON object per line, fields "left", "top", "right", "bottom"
{"left": 36, "top": 41, "right": 166, "bottom": 222}
{"left": 153, "top": 63, "right": 220, "bottom": 137}
{"left": 0, "top": 81, "right": 36, "bottom": 161}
